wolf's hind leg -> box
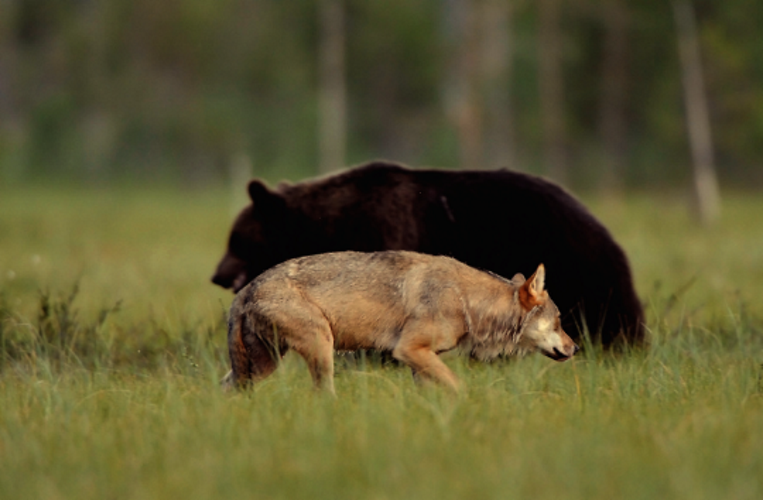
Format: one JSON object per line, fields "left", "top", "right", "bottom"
{"left": 248, "top": 333, "right": 282, "bottom": 379}
{"left": 233, "top": 331, "right": 283, "bottom": 388}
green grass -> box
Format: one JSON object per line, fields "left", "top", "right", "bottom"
{"left": 1, "top": 187, "right": 762, "bottom": 499}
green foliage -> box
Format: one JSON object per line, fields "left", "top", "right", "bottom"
{"left": 0, "top": 281, "right": 225, "bottom": 374}
{"left": 2, "top": 1, "right": 763, "bottom": 185}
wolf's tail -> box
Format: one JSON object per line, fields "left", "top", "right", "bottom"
{"left": 228, "top": 313, "right": 251, "bottom": 386}
{"left": 227, "top": 312, "right": 283, "bottom": 388}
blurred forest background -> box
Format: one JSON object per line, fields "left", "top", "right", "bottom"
{"left": 0, "top": 0, "right": 761, "bottom": 192}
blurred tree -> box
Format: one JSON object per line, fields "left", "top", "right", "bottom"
{"left": 673, "top": 0, "right": 720, "bottom": 224}
{"left": 480, "top": 0, "right": 516, "bottom": 169}
{"left": 0, "top": 0, "right": 761, "bottom": 188}
{"left": 698, "top": 1, "right": 763, "bottom": 185}
{"left": 598, "top": 0, "right": 629, "bottom": 195}
{"left": 318, "top": 0, "right": 347, "bottom": 173}
{"left": 442, "top": 0, "right": 515, "bottom": 171}
{"left": 346, "top": 0, "right": 442, "bottom": 165}
{"left": 538, "top": 0, "right": 567, "bottom": 185}
{"left": 443, "top": 0, "right": 483, "bottom": 170}
{"left": 0, "top": 1, "right": 22, "bottom": 180}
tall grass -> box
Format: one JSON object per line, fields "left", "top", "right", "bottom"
{"left": 1, "top": 187, "right": 762, "bottom": 499}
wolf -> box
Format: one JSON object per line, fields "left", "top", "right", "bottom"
{"left": 223, "top": 251, "right": 578, "bottom": 394}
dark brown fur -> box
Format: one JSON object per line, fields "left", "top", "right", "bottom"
{"left": 212, "top": 161, "right": 644, "bottom": 348}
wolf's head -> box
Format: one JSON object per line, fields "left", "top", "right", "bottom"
{"left": 514, "top": 264, "right": 579, "bottom": 361}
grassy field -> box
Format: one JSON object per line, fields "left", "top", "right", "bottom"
{"left": 1, "top": 186, "right": 762, "bottom": 500}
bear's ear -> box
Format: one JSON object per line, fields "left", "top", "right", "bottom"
{"left": 247, "top": 179, "right": 272, "bottom": 202}
{"left": 247, "top": 180, "right": 287, "bottom": 212}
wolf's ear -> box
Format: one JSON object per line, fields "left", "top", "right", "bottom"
{"left": 511, "top": 273, "right": 526, "bottom": 285}
{"left": 527, "top": 264, "right": 545, "bottom": 296}
{"left": 248, "top": 180, "right": 286, "bottom": 211}
{"left": 519, "top": 264, "right": 546, "bottom": 309}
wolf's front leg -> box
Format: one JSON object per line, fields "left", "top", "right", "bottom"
{"left": 394, "top": 316, "right": 463, "bottom": 392}
{"left": 393, "top": 346, "right": 462, "bottom": 393}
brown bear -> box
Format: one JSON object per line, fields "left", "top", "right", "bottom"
{"left": 212, "top": 161, "right": 644, "bottom": 347}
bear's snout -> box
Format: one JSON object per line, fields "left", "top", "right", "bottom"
{"left": 212, "top": 253, "right": 248, "bottom": 291}
{"left": 211, "top": 272, "right": 231, "bottom": 288}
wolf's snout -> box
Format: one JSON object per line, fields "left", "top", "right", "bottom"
{"left": 544, "top": 342, "right": 577, "bottom": 361}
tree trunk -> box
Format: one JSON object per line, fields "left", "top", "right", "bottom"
{"left": 443, "top": 0, "right": 483, "bottom": 170}
{"left": 598, "top": 0, "right": 629, "bottom": 196}
{"left": 318, "top": 0, "right": 347, "bottom": 174}
{"left": 538, "top": 0, "right": 567, "bottom": 185}
{"left": 672, "top": 0, "right": 721, "bottom": 224}
{"left": 481, "top": 0, "right": 515, "bottom": 170}
{"left": 0, "top": 25, "right": 23, "bottom": 181}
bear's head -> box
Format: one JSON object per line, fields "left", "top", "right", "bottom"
{"left": 212, "top": 180, "right": 299, "bottom": 292}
